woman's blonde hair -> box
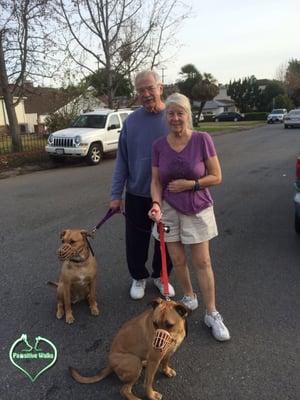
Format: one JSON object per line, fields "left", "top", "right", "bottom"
{"left": 165, "top": 92, "right": 193, "bottom": 129}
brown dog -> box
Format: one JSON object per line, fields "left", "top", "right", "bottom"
{"left": 69, "top": 298, "right": 188, "bottom": 400}
{"left": 49, "top": 229, "right": 100, "bottom": 324}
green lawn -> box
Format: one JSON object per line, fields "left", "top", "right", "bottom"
{"left": 195, "top": 120, "right": 265, "bottom": 134}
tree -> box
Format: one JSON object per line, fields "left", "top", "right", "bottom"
{"left": 227, "top": 76, "right": 261, "bottom": 112}
{"left": 86, "top": 69, "right": 133, "bottom": 100}
{"left": 257, "top": 80, "right": 284, "bottom": 111}
{"left": 0, "top": 0, "right": 57, "bottom": 151}
{"left": 284, "top": 59, "right": 300, "bottom": 107}
{"left": 177, "top": 64, "right": 219, "bottom": 119}
{"left": 58, "top": 0, "right": 190, "bottom": 108}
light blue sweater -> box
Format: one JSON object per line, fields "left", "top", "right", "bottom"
{"left": 110, "top": 107, "right": 168, "bottom": 200}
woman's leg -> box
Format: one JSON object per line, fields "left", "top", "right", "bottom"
{"left": 166, "top": 242, "right": 194, "bottom": 297}
{"left": 190, "top": 241, "right": 216, "bottom": 313}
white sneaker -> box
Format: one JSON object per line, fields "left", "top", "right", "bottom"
{"left": 204, "top": 311, "right": 231, "bottom": 341}
{"left": 153, "top": 278, "right": 175, "bottom": 297}
{"left": 130, "top": 279, "right": 146, "bottom": 300}
{"left": 181, "top": 293, "right": 198, "bottom": 310}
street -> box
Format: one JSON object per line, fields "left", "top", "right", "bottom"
{"left": 0, "top": 123, "right": 299, "bottom": 400}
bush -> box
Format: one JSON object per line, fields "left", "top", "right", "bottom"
{"left": 45, "top": 109, "right": 79, "bottom": 133}
{"left": 243, "top": 112, "right": 268, "bottom": 121}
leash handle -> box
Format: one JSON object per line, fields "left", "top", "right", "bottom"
{"left": 158, "top": 221, "right": 170, "bottom": 299}
{"left": 92, "top": 208, "right": 120, "bottom": 234}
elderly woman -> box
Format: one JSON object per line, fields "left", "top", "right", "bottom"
{"left": 148, "top": 93, "right": 230, "bottom": 341}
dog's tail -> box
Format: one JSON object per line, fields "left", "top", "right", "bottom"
{"left": 47, "top": 281, "right": 58, "bottom": 288}
{"left": 69, "top": 366, "right": 113, "bottom": 384}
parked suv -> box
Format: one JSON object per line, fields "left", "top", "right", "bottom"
{"left": 267, "top": 109, "right": 287, "bottom": 124}
{"left": 45, "top": 109, "right": 132, "bottom": 165}
{"left": 295, "top": 153, "right": 300, "bottom": 234}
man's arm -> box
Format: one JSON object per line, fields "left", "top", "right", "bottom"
{"left": 110, "top": 125, "right": 129, "bottom": 210}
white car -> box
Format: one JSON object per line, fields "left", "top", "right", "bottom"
{"left": 45, "top": 109, "right": 132, "bottom": 165}
{"left": 267, "top": 109, "right": 287, "bottom": 124}
{"left": 284, "top": 109, "right": 300, "bottom": 129}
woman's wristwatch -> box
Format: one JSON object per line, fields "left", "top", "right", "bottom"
{"left": 193, "top": 180, "right": 202, "bottom": 191}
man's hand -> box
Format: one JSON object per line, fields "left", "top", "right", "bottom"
{"left": 110, "top": 199, "right": 122, "bottom": 211}
{"left": 167, "top": 179, "right": 193, "bottom": 193}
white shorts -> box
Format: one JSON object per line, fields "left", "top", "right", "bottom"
{"left": 152, "top": 201, "right": 218, "bottom": 244}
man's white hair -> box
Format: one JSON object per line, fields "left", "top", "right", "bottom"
{"left": 134, "top": 70, "right": 162, "bottom": 86}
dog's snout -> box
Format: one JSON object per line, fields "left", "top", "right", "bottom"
{"left": 58, "top": 243, "right": 76, "bottom": 261}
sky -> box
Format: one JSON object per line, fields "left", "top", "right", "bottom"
{"left": 162, "top": 0, "right": 300, "bottom": 85}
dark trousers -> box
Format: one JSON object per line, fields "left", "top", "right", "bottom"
{"left": 125, "top": 192, "right": 172, "bottom": 280}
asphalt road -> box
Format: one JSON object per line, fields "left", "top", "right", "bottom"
{"left": 1, "top": 123, "right": 299, "bottom": 400}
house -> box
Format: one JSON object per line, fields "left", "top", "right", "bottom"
{"left": 0, "top": 93, "right": 27, "bottom": 135}
{"left": 193, "top": 85, "right": 237, "bottom": 116}
{"left": 0, "top": 82, "right": 108, "bottom": 134}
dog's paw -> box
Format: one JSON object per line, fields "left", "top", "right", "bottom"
{"left": 66, "top": 314, "right": 75, "bottom": 324}
{"left": 162, "top": 366, "right": 176, "bottom": 378}
{"left": 56, "top": 310, "right": 64, "bottom": 319}
{"left": 148, "top": 390, "right": 162, "bottom": 400}
{"left": 90, "top": 305, "right": 100, "bottom": 316}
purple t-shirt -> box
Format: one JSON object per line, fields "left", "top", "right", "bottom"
{"left": 152, "top": 131, "right": 217, "bottom": 215}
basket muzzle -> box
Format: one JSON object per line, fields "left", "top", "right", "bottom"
{"left": 152, "top": 329, "right": 173, "bottom": 352}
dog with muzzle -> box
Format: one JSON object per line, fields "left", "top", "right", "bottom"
{"left": 69, "top": 298, "right": 189, "bottom": 400}
{"left": 48, "top": 229, "right": 100, "bottom": 324}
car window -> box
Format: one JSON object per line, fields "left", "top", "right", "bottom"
{"left": 71, "top": 115, "right": 107, "bottom": 128}
{"left": 119, "top": 113, "right": 129, "bottom": 123}
{"left": 289, "top": 110, "right": 300, "bottom": 116}
{"left": 271, "top": 109, "right": 285, "bottom": 114}
{"left": 107, "top": 114, "right": 121, "bottom": 129}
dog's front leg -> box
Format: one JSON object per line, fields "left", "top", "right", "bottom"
{"left": 161, "top": 353, "right": 176, "bottom": 378}
{"left": 144, "top": 350, "right": 164, "bottom": 400}
{"left": 88, "top": 278, "right": 100, "bottom": 316}
{"left": 63, "top": 284, "right": 74, "bottom": 324}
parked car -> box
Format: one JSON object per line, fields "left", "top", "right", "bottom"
{"left": 45, "top": 109, "right": 132, "bottom": 165}
{"left": 295, "top": 154, "right": 300, "bottom": 234}
{"left": 192, "top": 112, "right": 204, "bottom": 125}
{"left": 267, "top": 108, "right": 287, "bottom": 124}
{"left": 213, "top": 112, "right": 244, "bottom": 122}
{"left": 284, "top": 109, "right": 300, "bottom": 129}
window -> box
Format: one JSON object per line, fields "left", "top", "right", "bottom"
{"left": 107, "top": 114, "right": 120, "bottom": 129}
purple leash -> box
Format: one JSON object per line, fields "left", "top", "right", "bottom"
{"left": 91, "top": 208, "right": 121, "bottom": 235}
{"left": 91, "top": 208, "right": 170, "bottom": 236}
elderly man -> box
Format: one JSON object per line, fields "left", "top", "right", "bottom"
{"left": 110, "top": 70, "right": 174, "bottom": 300}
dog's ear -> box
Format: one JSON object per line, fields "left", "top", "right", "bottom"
{"left": 174, "top": 304, "right": 189, "bottom": 318}
{"left": 150, "top": 298, "right": 163, "bottom": 309}
{"left": 60, "top": 230, "right": 67, "bottom": 239}
{"left": 80, "top": 230, "right": 92, "bottom": 239}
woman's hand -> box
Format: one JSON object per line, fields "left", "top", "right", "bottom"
{"left": 148, "top": 203, "right": 162, "bottom": 223}
{"left": 167, "top": 179, "right": 193, "bottom": 193}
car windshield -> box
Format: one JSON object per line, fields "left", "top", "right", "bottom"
{"left": 289, "top": 111, "right": 300, "bottom": 116}
{"left": 271, "top": 109, "right": 285, "bottom": 114}
{"left": 71, "top": 115, "right": 107, "bottom": 128}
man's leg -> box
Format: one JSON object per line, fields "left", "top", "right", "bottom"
{"left": 125, "top": 192, "right": 152, "bottom": 280}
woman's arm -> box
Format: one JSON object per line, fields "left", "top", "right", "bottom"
{"left": 148, "top": 166, "right": 163, "bottom": 223}
{"left": 167, "top": 155, "right": 222, "bottom": 193}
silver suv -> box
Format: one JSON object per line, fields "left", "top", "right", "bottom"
{"left": 267, "top": 109, "right": 287, "bottom": 124}
{"left": 45, "top": 109, "right": 132, "bottom": 165}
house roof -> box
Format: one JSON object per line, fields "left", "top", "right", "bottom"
{"left": 23, "top": 86, "right": 77, "bottom": 115}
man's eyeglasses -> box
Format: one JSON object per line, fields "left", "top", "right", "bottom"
{"left": 136, "top": 85, "right": 159, "bottom": 95}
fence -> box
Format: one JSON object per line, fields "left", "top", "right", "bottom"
{"left": 0, "top": 133, "right": 49, "bottom": 169}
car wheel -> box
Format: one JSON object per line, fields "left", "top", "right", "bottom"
{"left": 87, "top": 143, "right": 103, "bottom": 165}
{"left": 215, "top": 118, "right": 219, "bottom": 122}
{"left": 295, "top": 214, "right": 300, "bottom": 234}
{"left": 233, "top": 117, "right": 238, "bottom": 122}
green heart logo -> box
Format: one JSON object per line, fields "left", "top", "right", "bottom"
{"left": 9, "top": 334, "right": 57, "bottom": 382}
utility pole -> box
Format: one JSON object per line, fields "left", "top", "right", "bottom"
{"left": 160, "top": 68, "right": 166, "bottom": 84}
